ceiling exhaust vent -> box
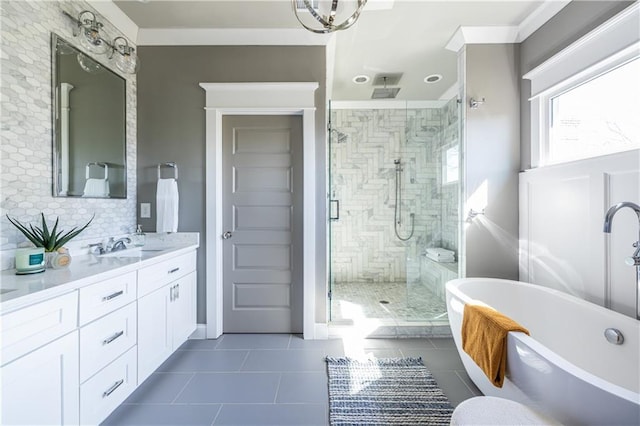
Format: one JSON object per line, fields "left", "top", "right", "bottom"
{"left": 371, "top": 87, "right": 401, "bottom": 99}
{"left": 372, "top": 73, "right": 403, "bottom": 86}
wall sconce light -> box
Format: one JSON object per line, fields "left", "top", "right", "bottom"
{"left": 109, "top": 37, "right": 140, "bottom": 74}
{"left": 466, "top": 208, "right": 485, "bottom": 222}
{"left": 62, "top": 10, "right": 139, "bottom": 74}
{"left": 67, "top": 10, "right": 109, "bottom": 55}
{"left": 469, "top": 97, "right": 486, "bottom": 109}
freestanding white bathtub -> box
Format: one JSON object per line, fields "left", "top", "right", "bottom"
{"left": 446, "top": 278, "right": 640, "bottom": 425}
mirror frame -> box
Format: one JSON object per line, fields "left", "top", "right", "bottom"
{"left": 51, "top": 33, "right": 127, "bottom": 199}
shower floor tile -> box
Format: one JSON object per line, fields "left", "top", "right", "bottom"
{"left": 330, "top": 281, "right": 447, "bottom": 323}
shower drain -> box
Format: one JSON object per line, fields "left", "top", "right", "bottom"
{"left": 379, "top": 300, "right": 390, "bottom": 304}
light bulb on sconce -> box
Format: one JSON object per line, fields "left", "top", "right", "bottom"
{"left": 76, "top": 10, "right": 109, "bottom": 55}
{"left": 110, "top": 37, "right": 140, "bottom": 74}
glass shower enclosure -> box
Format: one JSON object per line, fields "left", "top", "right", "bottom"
{"left": 328, "top": 99, "right": 461, "bottom": 336}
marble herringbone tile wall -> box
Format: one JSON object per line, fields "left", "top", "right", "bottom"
{"left": 0, "top": 0, "right": 137, "bottom": 251}
{"left": 330, "top": 104, "right": 459, "bottom": 284}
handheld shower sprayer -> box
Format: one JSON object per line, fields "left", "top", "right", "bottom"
{"left": 393, "top": 158, "right": 414, "bottom": 241}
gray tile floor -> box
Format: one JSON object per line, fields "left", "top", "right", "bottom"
{"left": 103, "top": 334, "right": 482, "bottom": 426}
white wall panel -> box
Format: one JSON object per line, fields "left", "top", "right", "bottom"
{"left": 526, "top": 175, "right": 593, "bottom": 300}
{"left": 520, "top": 149, "right": 640, "bottom": 317}
{"left": 607, "top": 169, "right": 640, "bottom": 317}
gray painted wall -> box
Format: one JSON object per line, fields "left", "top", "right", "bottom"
{"left": 464, "top": 44, "right": 521, "bottom": 280}
{"left": 519, "top": 0, "right": 634, "bottom": 170}
{"left": 136, "top": 46, "right": 327, "bottom": 324}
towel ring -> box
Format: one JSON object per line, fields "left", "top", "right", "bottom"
{"left": 157, "top": 162, "right": 178, "bottom": 180}
{"left": 86, "top": 162, "right": 108, "bottom": 180}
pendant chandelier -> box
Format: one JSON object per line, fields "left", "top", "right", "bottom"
{"left": 292, "top": 0, "right": 368, "bottom": 34}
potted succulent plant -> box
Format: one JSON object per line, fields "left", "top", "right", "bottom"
{"left": 7, "top": 213, "right": 94, "bottom": 268}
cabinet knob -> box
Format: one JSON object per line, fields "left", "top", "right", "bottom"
{"left": 222, "top": 231, "right": 233, "bottom": 240}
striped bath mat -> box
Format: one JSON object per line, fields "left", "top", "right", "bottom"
{"left": 326, "top": 357, "right": 454, "bottom": 425}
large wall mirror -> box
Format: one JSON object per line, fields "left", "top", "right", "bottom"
{"left": 52, "top": 33, "right": 126, "bottom": 198}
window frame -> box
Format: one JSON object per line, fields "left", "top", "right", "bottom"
{"left": 524, "top": 3, "right": 639, "bottom": 169}
{"left": 442, "top": 143, "right": 459, "bottom": 185}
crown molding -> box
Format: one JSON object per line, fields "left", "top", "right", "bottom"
{"left": 518, "top": 0, "right": 571, "bottom": 42}
{"left": 88, "top": 0, "right": 139, "bottom": 43}
{"left": 445, "top": 26, "right": 519, "bottom": 52}
{"left": 137, "top": 28, "right": 333, "bottom": 46}
{"left": 445, "top": 0, "right": 571, "bottom": 52}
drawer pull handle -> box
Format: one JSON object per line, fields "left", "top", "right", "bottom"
{"left": 102, "top": 379, "right": 124, "bottom": 398}
{"left": 102, "top": 290, "right": 124, "bottom": 301}
{"left": 103, "top": 330, "right": 125, "bottom": 345}
{"left": 168, "top": 267, "right": 180, "bottom": 274}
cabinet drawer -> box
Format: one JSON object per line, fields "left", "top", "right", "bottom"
{"left": 80, "top": 302, "right": 137, "bottom": 383}
{"left": 80, "top": 346, "right": 137, "bottom": 426}
{"left": 137, "top": 251, "right": 196, "bottom": 298}
{"left": 79, "top": 271, "right": 136, "bottom": 325}
{"left": 1, "top": 291, "right": 78, "bottom": 366}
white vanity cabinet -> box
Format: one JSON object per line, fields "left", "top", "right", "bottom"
{"left": 0, "top": 240, "right": 199, "bottom": 425}
{"left": 137, "top": 252, "right": 197, "bottom": 383}
{"left": 0, "top": 292, "right": 80, "bottom": 425}
{"left": 78, "top": 272, "right": 138, "bottom": 424}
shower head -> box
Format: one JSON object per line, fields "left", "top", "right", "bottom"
{"left": 371, "top": 75, "right": 401, "bottom": 99}
{"left": 371, "top": 87, "right": 400, "bottom": 99}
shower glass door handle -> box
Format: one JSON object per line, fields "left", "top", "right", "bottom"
{"left": 330, "top": 199, "right": 340, "bottom": 221}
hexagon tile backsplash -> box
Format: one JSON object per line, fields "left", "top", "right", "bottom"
{"left": 1, "top": 0, "right": 137, "bottom": 251}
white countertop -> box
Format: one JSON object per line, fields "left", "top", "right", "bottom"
{"left": 1, "top": 238, "right": 199, "bottom": 314}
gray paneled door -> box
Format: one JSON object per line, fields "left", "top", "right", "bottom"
{"left": 222, "top": 115, "right": 303, "bottom": 333}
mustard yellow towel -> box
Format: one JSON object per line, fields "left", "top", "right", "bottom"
{"left": 462, "top": 304, "right": 529, "bottom": 388}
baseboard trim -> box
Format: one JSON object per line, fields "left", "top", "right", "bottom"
{"left": 189, "top": 324, "right": 207, "bottom": 340}
{"left": 313, "top": 323, "right": 329, "bottom": 340}
{"left": 191, "top": 323, "right": 326, "bottom": 339}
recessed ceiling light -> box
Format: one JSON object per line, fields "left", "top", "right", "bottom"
{"left": 353, "top": 75, "right": 370, "bottom": 84}
{"left": 424, "top": 74, "right": 443, "bottom": 84}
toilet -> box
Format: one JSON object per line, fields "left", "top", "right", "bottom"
{"left": 450, "top": 396, "right": 560, "bottom": 425}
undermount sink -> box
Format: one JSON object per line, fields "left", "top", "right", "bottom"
{"left": 100, "top": 247, "right": 166, "bottom": 258}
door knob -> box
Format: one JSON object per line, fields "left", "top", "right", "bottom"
{"left": 222, "top": 231, "right": 233, "bottom": 240}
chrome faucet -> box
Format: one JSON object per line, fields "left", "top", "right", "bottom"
{"left": 89, "top": 242, "right": 105, "bottom": 255}
{"left": 111, "top": 237, "right": 131, "bottom": 252}
{"left": 603, "top": 201, "right": 640, "bottom": 320}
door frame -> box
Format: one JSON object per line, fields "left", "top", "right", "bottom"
{"left": 200, "top": 82, "right": 319, "bottom": 339}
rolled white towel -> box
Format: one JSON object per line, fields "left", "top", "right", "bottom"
{"left": 426, "top": 253, "right": 455, "bottom": 263}
{"left": 426, "top": 247, "right": 455, "bottom": 257}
